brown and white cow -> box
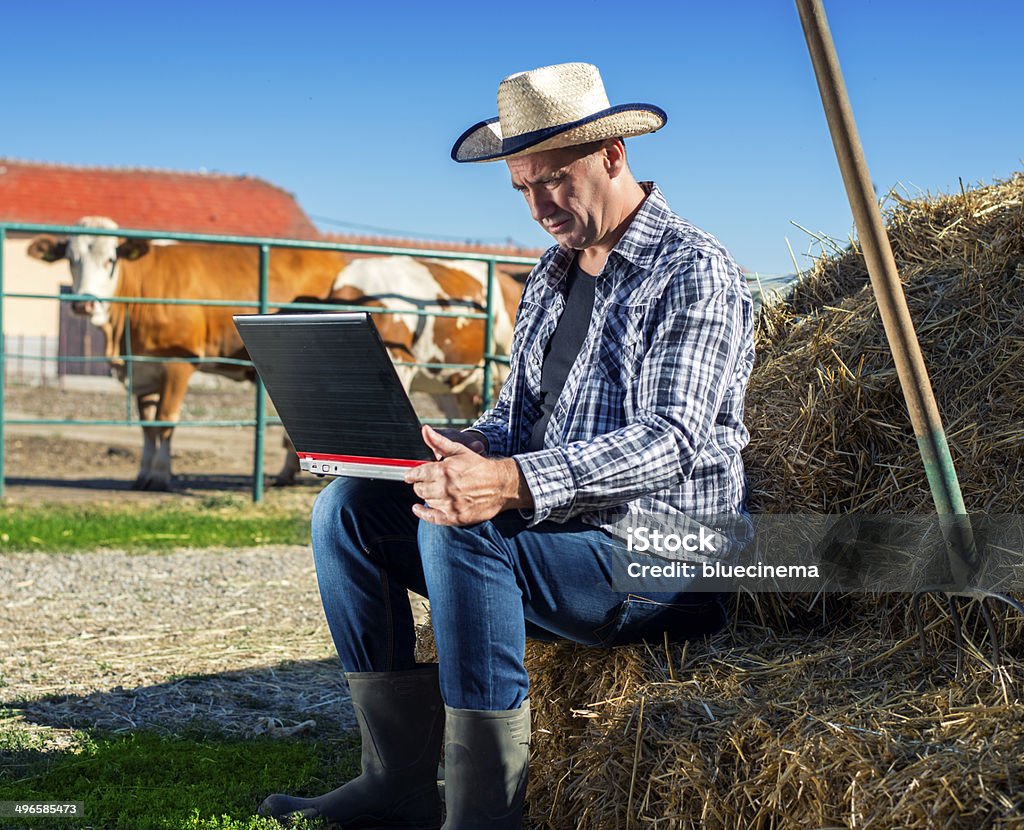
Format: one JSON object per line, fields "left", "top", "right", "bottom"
{"left": 28, "top": 218, "right": 526, "bottom": 490}
{"left": 271, "top": 254, "right": 525, "bottom": 484}
{"left": 329, "top": 255, "right": 521, "bottom": 410}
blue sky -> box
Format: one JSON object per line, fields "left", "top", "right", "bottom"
{"left": 2, "top": 1, "right": 1021, "bottom": 277}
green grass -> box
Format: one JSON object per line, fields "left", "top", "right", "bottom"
{"left": 0, "top": 499, "right": 310, "bottom": 552}
{"left": 0, "top": 725, "right": 359, "bottom": 830}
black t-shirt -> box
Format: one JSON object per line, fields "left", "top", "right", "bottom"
{"left": 527, "top": 257, "right": 597, "bottom": 452}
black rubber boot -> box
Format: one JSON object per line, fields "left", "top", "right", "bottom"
{"left": 440, "top": 700, "right": 530, "bottom": 830}
{"left": 259, "top": 665, "right": 444, "bottom": 829}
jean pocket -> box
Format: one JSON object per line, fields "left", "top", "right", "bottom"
{"left": 594, "top": 594, "right": 727, "bottom": 647}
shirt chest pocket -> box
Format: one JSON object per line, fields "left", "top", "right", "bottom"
{"left": 518, "top": 300, "right": 558, "bottom": 375}
{"left": 595, "top": 301, "right": 649, "bottom": 385}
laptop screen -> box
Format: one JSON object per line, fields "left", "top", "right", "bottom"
{"left": 234, "top": 312, "right": 432, "bottom": 463}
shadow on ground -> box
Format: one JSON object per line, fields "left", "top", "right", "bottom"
{"left": 4, "top": 657, "right": 354, "bottom": 740}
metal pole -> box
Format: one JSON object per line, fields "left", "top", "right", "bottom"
{"left": 482, "top": 259, "right": 497, "bottom": 412}
{"left": 795, "top": 0, "right": 975, "bottom": 582}
{"left": 124, "top": 309, "right": 134, "bottom": 422}
{"left": 0, "top": 227, "right": 6, "bottom": 500}
{"left": 252, "top": 245, "right": 269, "bottom": 503}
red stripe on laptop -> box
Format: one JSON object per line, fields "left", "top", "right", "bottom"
{"left": 299, "top": 452, "right": 427, "bottom": 468}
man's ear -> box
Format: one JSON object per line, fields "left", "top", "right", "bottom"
{"left": 26, "top": 236, "right": 68, "bottom": 262}
{"left": 603, "top": 137, "right": 627, "bottom": 178}
{"left": 116, "top": 238, "right": 150, "bottom": 261}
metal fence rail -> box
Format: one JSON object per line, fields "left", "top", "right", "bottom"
{"left": 0, "top": 222, "right": 537, "bottom": 501}
{"left": 1, "top": 335, "right": 58, "bottom": 384}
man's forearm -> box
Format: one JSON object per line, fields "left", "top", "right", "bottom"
{"left": 498, "top": 456, "right": 534, "bottom": 511}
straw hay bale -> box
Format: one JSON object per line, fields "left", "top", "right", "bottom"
{"left": 525, "top": 173, "right": 1024, "bottom": 828}
{"left": 526, "top": 623, "right": 1024, "bottom": 829}
{"left": 745, "top": 172, "right": 1024, "bottom": 637}
{"left": 748, "top": 174, "right": 1024, "bottom": 514}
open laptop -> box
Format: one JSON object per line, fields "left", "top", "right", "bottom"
{"left": 233, "top": 312, "right": 433, "bottom": 480}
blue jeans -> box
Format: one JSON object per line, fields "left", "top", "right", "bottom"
{"left": 311, "top": 477, "right": 726, "bottom": 711}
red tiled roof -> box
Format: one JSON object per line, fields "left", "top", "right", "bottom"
{"left": 0, "top": 159, "right": 545, "bottom": 261}
{"left": 0, "top": 158, "right": 320, "bottom": 239}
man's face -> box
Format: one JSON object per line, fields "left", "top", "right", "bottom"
{"left": 506, "top": 143, "right": 612, "bottom": 250}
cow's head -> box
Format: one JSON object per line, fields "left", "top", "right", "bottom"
{"left": 27, "top": 216, "right": 150, "bottom": 327}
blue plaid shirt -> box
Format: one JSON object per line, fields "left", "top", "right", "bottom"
{"left": 471, "top": 183, "right": 754, "bottom": 533}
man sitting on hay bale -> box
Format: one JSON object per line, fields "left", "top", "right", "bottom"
{"left": 259, "top": 62, "right": 754, "bottom": 829}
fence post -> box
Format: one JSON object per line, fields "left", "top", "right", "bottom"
{"left": 123, "top": 311, "right": 134, "bottom": 422}
{"left": 482, "top": 259, "right": 496, "bottom": 412}
{"left": 0, "top": 227, "right": 6, "bottom": 500}
{"left": 252, "top": 245, "right": 270, "bottom": 503}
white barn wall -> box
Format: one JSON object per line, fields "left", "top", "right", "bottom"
{"left": 2, "top": 237, "right": 66, "bottom": 339}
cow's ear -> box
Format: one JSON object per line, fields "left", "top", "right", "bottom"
{"left": 27, "top": 236, "right": 68, "bottom": 262}
{"left": 117, "top": 239, "right": 150, "bottom": 261}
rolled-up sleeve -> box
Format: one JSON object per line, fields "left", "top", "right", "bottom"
{"left": 466, "top": 414, "right": 509, "bottom": 458}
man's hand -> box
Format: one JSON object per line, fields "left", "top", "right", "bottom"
{"left": 405, "top": 425, "right": 531, "bottom": 526}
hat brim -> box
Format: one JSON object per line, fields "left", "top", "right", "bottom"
{"left": 451, "top": 103, "right": 667, "bottom": 163}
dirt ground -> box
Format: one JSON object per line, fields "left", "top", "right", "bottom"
{"left": 2, "top": 379, "right": 336, "bottom": 506}
{"left": 0, "top": 378, "right": 435, "bottom": 750}
{"left": 1, "top": 545, "right": 356, "bottom": 744}
{"left": 1, "top": 377, "right": 455, "bottom": 505}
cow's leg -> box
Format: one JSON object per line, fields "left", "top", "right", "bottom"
{"left": 454, "top": 389, "right": 482, "bottom": 420}
{"left": 135, "top": 392, "right": 161, "bottom": 490}
{"left": 393, "top": 362, "right": 417, "bottom": 392}
{"left": 274, "top": 435, "right": 301, "bottom": 486}
{"left": 137, "top": 362, "right": 195, "bottom": 491}
{"left": 425, "top": 391, "right": 468, "bottom": 422}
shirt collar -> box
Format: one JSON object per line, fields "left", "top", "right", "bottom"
{"left": 609, "top": 181, "right": 670, "bottom": 271}
{"left": 542, "top": 246, "right": 578, "bottom": 292}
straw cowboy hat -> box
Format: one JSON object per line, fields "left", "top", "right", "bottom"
{"left": 451, "top": 62, "right": 667, "bottom": 163}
